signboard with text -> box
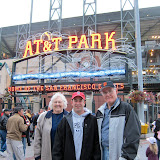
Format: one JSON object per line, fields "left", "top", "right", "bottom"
{"left": 8, "top": 83, "right": 124, "bottom": 92}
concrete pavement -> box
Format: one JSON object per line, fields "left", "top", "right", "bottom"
{"left": 0, "top": 132, "right": 156, "bottom": 159}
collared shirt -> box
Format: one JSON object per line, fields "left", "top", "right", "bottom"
{"left": 101, "top": 98, "right": 119, "bottom": 147}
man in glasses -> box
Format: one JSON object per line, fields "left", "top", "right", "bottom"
{"left": 96, "top": 81, "right": 141, "bottom": 160}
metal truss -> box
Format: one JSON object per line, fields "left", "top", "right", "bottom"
{"left": 12, "top": 48, "right": 134, "bottom": 85}
{"left": 28, "top": 0, "right": 33, "bottom": 36}
{"left": 115, "top": 38, "right": 135, "bottom": 54}
{"left": 16, "top": 24, "right": 29, "bottom": 59}
{"left": 83, "top": 0, "right": 97, "bottom": 35}
{"left": 48, "top": 0, "right": 62, "bottom": 33}
{"left": 120, "top": 0, "right": 135, "bottom": 44}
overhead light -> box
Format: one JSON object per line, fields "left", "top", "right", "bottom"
{"left": 150, "top": 52, "right": 153, "bottom": 56}
{"left": 142, "top": 71, "right": 146, "bottom": 75}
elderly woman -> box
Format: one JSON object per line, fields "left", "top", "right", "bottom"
{"left": 34, "top": 93, "right": 68, "bottom": 160}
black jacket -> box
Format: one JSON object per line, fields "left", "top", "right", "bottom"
{"left": 154, "top": 118, "right": 160, "bottom": 139}
{"left": 0, "top": 113, "right": 9, "bottom": 130}
{"left": 52, "top": 111, "right": 101, "bottom": 160}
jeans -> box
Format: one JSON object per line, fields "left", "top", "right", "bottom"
{"left": 22, "top": 137, "right": 26, "bottom": 156}
{"left": 102, "top": 146, "right": 109, "bottom": 160}
{"left": 157, "top": 139, "right": 160, "bottom": 158}
{"left": 0, "top": 130, "right": 7, "bottom": 152}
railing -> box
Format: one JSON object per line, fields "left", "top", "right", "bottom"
{"left": 132, "top": 74, "right": 160, "bottom": 83}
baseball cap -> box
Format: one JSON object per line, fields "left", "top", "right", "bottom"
{"left": 71, "top": 91, "right": 85, "bottom": 100}
{"left": 100, "top": 81, "right": 115, "bottom": 92}
{"left": 146, "top": 137, "right": 157, "bottom": 144}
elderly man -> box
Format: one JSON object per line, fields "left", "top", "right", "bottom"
{"left": 96, "top": 81, "right": 141, "bottom": 160}
{"left": 53, "top": 91, "right": 101, "bottom": 160}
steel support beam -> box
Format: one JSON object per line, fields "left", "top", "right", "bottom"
{"left": 16, "top": 24, "right": 29, "bottom": 59}
{"left": 29, "top": 0, "right": 33, "bottom": 36}
{"left": 120, "top": 0, "right": 135, "bottom": 43}
{"left": 83, "top": 0, "right": 97, "bottom": 35}
{"left": 134, "top": 0, "right": 144, "bottom": 122}
{"left": 48, "top": 0, "right": 62, "bottom": 33}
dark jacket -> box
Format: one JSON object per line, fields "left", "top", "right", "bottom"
{"left": 33, "top": 114, "right": 39, "bottom": 126}
{"left": 22, "top": 115, "right": 27, "bottom": 137}
{"left": 52, "top": 111, "right": 101, "bottom": 160}
{"left": 154, "top": 118, "right": 160, "bottom": 140}
{"left": 146, "top": 147, "right": 158, "bottom": 160}
{"left": 96, "top": 99, "right": 141, "bottom": 160}
{"left": 0, "top": 113, "right": 9, "bottom": 130}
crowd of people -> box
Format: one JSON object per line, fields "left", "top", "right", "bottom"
{"left": 3, "top": 80, "right": 160, "bottom": 160}
{"left": 0, "top": 107, "right": 45, "bottom": 159}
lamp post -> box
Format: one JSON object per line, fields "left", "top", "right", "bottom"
{"left": 134, "top": 0, "right": 144, "bottom": 122}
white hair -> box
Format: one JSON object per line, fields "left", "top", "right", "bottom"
{"left": 48, "top": 92, "right": 68, "bottom": 109}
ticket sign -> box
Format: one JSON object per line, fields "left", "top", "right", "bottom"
{"left": 8, "top": 83, "right": 124, "bottom": 92}
{"left": 23, "top": 32, "right": 116, "bottom": 58}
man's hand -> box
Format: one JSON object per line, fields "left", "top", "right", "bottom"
{"left": 26, "top": 119, "right": 30, "bottom": 126}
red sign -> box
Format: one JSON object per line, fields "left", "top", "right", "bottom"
{"left": 8, "top": 83, "right": 124, "bottom": 92}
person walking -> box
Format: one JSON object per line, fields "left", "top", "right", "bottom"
{"left": 52, "top": 91, "right": 101, "bottom": 160}
{"left": 0, "top": 109, "right": 10, "bottom": 157}
{"left": 13, "top": 114, "right": 30, "bottom": 160}
{"left": 34, "top": 93, "right": 68, "bottom": 160}
{"left": 6, "top": 107, "right": 29, "bottom": 160}
{"left": 153, "top": 111, "right": 160, "bottom": 158}
{"left": 96, "top": 81, "right": 141, "bottom": 160}
{"left": 25, "top": 109, "right": 32, "bottom": 146}
{"left": 146, "top": 137, "right": 158, "bottom": 160}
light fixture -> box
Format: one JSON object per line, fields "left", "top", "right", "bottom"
{"left": 13, "top": 69, "right": 126, "bottom": 81}
{"left": 142, "top": 71, "right": 146, "bottom": 75}
{"left": 150, "top": 52, "right": 153, "bottom": 56}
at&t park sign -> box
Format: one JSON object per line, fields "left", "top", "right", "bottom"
{"left": 23, "top": 32, "right": 116, "bottom": 58}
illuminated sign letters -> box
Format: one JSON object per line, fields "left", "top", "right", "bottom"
{"left": 8, "top": 83, "right": 124, "bottom": 92}
{"left": 23, "top": 32, "right": 116, "bottom": 58}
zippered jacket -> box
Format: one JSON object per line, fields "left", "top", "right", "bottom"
{"left": 154, "top": 118, "right": 160, "bottom": 139}
{"left": 52, "top": 111, "right": 101, "bottom": 160}
{"left": 0, "top": 113, "right": 9, "bottom": 130}
{"left": 34, "top": 110, "right": 68, "bottom": 160}
{"left": 6, "top": 113, "right": 28, "bottom": 141}
{"left": 96, "top": 99, "right": 141, "bottom": 160}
